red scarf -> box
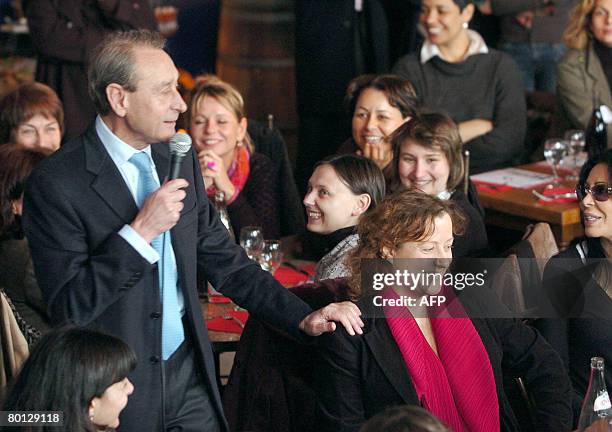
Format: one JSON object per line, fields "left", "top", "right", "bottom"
{"left": 384, "top": 287, "right": 500, "bottom": 432}
{"left": 206, "top": 145, "right": 250, "bottom": 204}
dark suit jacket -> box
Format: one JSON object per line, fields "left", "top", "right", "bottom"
{"left": 22, "top": 124, "right": 313, "bottom": 432}
{"left": 316, "top": 287, "right": 573, "bottom": 432}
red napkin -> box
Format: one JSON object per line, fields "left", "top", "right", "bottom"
{"left": 537, "top": 186, "right": 578, "bottom": 204}
{"left": 274, "top": 263, "right": 316, "bottom": 287}
{"left": 473, "top": 181, "right": 513, "bottom": 194}
{"left": 206, "top": 310, "right": 249, "bottom": 334}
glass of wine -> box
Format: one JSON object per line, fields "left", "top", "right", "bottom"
{"left": 259, "top": 240, "right": 283, "bottom": 274}
{"left": 563, "top": 130, "right": 586, "bottom": 181}
{"left": 543, "top": 139, "right": 568, "bottom": 189}
{"left": 239, "top": 226, "right": 264, "bottom": 262}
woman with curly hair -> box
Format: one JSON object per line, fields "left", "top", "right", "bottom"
{"left": 316, "top": 190, "right": 572, "bottom": 432}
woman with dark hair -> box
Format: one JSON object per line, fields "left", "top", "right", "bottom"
{"left": 388, "top": 113, "right": 487, "bottom": 257}
{"left": 393, "top": 0, "right": 526, "bottom": 173}
{"left": 0, "top": 82, "right": 64, "bottom": 152}
{"left": 304, "top": 154, "right": 385, "bottom": 280}
{"left": 3, "top": 327, "right": 136, "bottom": 431}
{"left": 188, "top": 75, "right": 281, "bottom": 239}
{"left": 336, "top": 74, "right": 419, "bottom": 179}
{"left": 360, "top": 405, "right": 450, "bottom": 432}
{"left": 536, "top": 149, "right": 612, "bottom": 423}
{"left": 0, "top": 145, "right": 49, "bottom": 336}
{"left": 556, "top": 0, "right": 612, "bottom": 148}
{"left": 316, "top": 190, "right": 572, "bottom": 432}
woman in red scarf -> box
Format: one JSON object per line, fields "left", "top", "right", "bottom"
{"left": 187, "top": 75, "right": 280, "bottom": 239}
{"left": 316, "top": 190, "right": 572, "bottom": 432}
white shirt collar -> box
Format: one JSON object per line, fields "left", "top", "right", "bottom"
{"left": 420, "top": 29, "right": 489, "bottom": 64}
{"left": 96, "top": 116, "right": 154, "bottom": 168}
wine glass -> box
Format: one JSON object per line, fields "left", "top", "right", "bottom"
{"left": 259, "top": 240, "right": 283, "bottom": 274}
{"left": 543, "top": 139, "right": 569, "bottom": 189}
{"left": 563, "top": 129, "right": 586, "bottom": 180}
{"left": 239, "top": 226, "right": 263, "bottom": 261}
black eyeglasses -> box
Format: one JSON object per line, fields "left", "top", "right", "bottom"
{"left": 576, "top": 182, "right": 612, "bottom": 202}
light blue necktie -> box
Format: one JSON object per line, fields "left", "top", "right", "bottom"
{"left": 129, "top": 152, "right": 184, "bottom": 360}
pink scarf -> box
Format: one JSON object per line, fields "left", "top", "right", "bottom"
{"left": 206, "top": 145, "right": 250, "bottom": 205}
{"left": 384, "top": 287, "right": 500, "bottom": 432}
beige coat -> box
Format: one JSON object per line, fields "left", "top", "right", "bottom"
{"left": 0, "top": 291, "right": 28, "bottom": 400}
{"left": 557, "top": 42, "right": 612, "bottom": 148}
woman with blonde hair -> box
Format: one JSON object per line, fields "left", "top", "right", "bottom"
{"left": 188, "top": 75, "right": 281, "bottom": 239}
{"left": 557, "top": 0, "right": 612, "bottom": 148}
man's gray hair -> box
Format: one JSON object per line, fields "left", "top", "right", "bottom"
{"left": 88, "top": 30, "right": 166, "bottom": 116}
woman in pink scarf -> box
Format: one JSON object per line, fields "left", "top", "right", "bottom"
{"left": 316, "top": 190, "right": 572, "bottom": 432}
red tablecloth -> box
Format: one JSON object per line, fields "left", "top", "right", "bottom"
{"left": 206, "top": 310, "right": 249, "bottom": 334}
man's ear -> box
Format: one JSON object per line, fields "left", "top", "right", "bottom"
{"left": 106, "top": 83, "right": 129, "bottom": 117}
{"left": 351, "top": 194, "right": 372, "bottom": 217}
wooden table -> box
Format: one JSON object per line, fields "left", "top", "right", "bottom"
{"left": 475, "top": 163, "right": 583, "bottom": 249}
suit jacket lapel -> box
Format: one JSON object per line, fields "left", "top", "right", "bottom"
{"left": 362, "top": 300, "right": 419, "bottom": 404}
{"left": 85, "top": 126, "right": 139, "bottom": 224}
{"left": 151, "top": 142, "right": 170, "bottom": 184}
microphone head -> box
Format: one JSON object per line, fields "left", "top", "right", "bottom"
{"left": 169, "top": 132, "right": 192, "bottom": 156}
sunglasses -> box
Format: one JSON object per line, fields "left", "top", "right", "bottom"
{"left": 576, "top": 182, "right": 612, "bottom": 202}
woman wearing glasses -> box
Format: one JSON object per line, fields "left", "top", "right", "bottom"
{"left": 536, "top": 149, "right": 612, "bottom": 424}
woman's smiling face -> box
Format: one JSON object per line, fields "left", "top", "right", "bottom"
{"left": 303, "top": 165, "right": 365, "bottom": 235}
{"left": 581, "top": 162, "right": 612, "bottom": 242}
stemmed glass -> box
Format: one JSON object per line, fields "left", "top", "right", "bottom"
{"left": 259, "top": 240, "right": 283, "bottom": 274}
{"left": 543, "top": 138, "right": 569, "bottom": 189}
{"left": 239, "top": 226, "right": 264, "bottom": 261}
{"left": 563, "top": 129, "right": 586, "bottom": 181}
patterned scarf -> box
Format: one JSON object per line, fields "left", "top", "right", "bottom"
{"left": 206, "top": 145, "right": 250, "bottom": 204}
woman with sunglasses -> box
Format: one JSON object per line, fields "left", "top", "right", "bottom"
{"left": 536, "top": 149, "right": 612, "bottom": 424}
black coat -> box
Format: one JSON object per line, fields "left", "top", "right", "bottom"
{"left": 22, "top": 124, "right": 313, "bottom": 432}
{"left": 535, "top": 238, "right": 612, "bottom": 424}
{"left": 316, "top": 287, "right": 573, "bottom": 432}
{"left": 24, "top": 0, "right": 156, "bottom": 140}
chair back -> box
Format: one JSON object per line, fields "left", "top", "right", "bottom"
{"left": 248, "top": 118, "right": 305, "bottom": 237}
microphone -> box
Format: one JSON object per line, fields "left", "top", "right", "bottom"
{"left": 168, "top": 130, "right": 192, "bottom": 180}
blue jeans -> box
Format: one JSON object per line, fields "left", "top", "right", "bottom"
{"left": 500, "top": 42, "right": 566, "bottom": 92}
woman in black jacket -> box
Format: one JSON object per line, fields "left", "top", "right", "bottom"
{"left": 316, "top": 190, "right": 572, "bottom": 432}
{"left": 536, "top": 149, "right": 612, "bottom": 423}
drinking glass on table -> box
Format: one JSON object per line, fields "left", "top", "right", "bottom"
{"left": 259, "top": 240, "right": 283, "bottom": 274}
{"left": 543, "top": 139, "right": 569, "bottom": 189}
{"left": 240, "top": 226, "right": 264, "bottom": 261}
{"left": 564, "top": 130, "right": 586, "bottom": 181}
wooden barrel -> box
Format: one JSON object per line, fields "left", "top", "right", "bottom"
{"left": 216, "top": 0, "right": 297, "bottom": 154}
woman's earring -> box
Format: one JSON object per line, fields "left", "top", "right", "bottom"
{"left": 463, "top": 22, "right": 468, "bottom": 29}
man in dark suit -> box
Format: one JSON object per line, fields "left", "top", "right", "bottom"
{"left": 23, "top": 30, "right": 363, "bottom": 432}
